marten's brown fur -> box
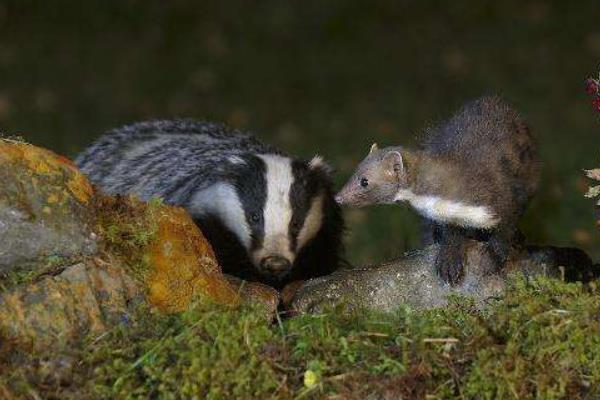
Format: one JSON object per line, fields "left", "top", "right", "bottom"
{"left": 336, "top": 96, "right": 540, "bottom": 284}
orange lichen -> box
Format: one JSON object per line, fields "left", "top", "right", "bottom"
{"left": 0, "top": 261, "right": 140, "bottom": 351}
{"left": 145, "top": 205, "right": 240, "bottom": 313}
{"left": 66, "top": 175, "right": 94, "bottom": 204}
{"left": 0, "top": 139, "right": 93, "bottom": 204}
{"left": 94, "top": 194, "right": 242, "bottom": 314}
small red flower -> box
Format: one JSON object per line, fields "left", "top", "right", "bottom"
{"left": 593, "top": 97, "right": 600, "bottom": 113}
{"left": 586, "top": 78, "right": 599, "bottom": 95}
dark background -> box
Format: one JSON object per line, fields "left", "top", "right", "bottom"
{"left": 1, "top": 1, "right": 598, "bottom": 264}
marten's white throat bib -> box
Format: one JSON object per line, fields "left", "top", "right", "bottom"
{"left": 394, "top": 189, "right": 500, "bottom": 229}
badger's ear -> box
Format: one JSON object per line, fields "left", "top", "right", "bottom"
{"left": 369, "top": 143, "right": 379, "bottom": 155}
{"left": 308, "top": 155, "right": 333, "bottom": 176}
{"left": 382, "top": 150, "right": 403, "bottom": 178}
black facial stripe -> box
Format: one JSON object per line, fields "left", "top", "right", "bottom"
{"left": 289, "top": 161, "right": 322, "bottom": 251}
{"left": 231, "top": 155, "right": 266, "bottom": 251}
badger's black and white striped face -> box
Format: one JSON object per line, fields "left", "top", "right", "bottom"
{"left": 190, "top": 153, "right": 330, "bottom": 281}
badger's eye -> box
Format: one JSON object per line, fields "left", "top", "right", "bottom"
{"left": 360, "top": 177, "right": 369, "bottom": 187}
{"left": 251, "top": 213, "right": 261, "bottom": 223}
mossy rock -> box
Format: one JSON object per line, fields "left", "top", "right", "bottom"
{"left": 0, "top": 139, "right": 97, "bottom": 277}
{"left": 0, "top": 142, "right": 278, "bottom": 351}
{"left": 0, "top": 261, "right": 141, "bottom": 352}
{"left": 94, "top": 194, "right": 241, "bottom": 313}
{"left": 0, "top": 193, "right": 279, "bottom": 351}
{"left": 291, "top": 242, "right": 597, "bottom": 313}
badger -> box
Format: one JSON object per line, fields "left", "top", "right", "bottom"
{"left": 335, "top": 96, "right": 540, "bottom": 284}
{"left": 76, "top": 120, "right": 344, "bottom": 288}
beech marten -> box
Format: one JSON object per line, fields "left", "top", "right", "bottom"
{"left": 335, "top": 96, "right": 540, "bottom": 284}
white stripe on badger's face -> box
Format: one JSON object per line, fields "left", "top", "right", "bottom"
{"left": 188, "top": 183, "right": 252, "bottom": 248}
{"left": 297, "top": 194, "right": 324, "bottom": 250}
{"left": 395, "top": 189, "right": 500, "bottom": 229}
{"left": 254, "top": 154, "right": 295, "bottom": 265}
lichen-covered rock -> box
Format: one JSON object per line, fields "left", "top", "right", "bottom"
{"left": 0, "top": 141, "right": 278, "bottom": 351}
{"left": 0, "top": 260, "right": 141, "bottom": 351}
{"left": 143, "top": 202, "right": 241, "bottom": 313}
{"left": 93, "top": 194, "right": 242, "bottom": 314}
{"left": 0, "top": 139, "right": 97, "bottom": 275}
{"left": 226, "top": 275, "right": 280, "bottom": 316}
{"left": 0, "top": 193, "right": 271, "bottom": 349}
{"left": 291, "top": 242, "right": 596, "bottom": 313}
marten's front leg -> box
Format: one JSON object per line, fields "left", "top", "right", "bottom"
{"left": 434, "top": 225, "right": 466, "bottom": 285}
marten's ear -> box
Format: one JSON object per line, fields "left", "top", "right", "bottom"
{"left": 309, "top": 155, "right": 333, "bottom": 176}
{"left": 369, "top": 143, "right": 379, "bottom": 155}
{"left": 382, "top": 151, "right": 404, "bottom": 178}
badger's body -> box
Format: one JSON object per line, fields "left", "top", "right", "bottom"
{"left": 336, "top": 96, "right": 540, "bottom": 284}
{"left": 76, "top": 120, "right": 343, "bottom": 287}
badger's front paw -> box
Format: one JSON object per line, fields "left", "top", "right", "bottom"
{"left": 435, "top": 245, "right": 464, "bottom": 285}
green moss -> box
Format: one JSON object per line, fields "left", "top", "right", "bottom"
{"left": 94, "top": 194, "right": 162, "bottom": 283}
{"left": 3, "top": 275, "right": 600, "bottom": 399}
{"left": 0, "top": 254, "right": 76, "bottom": 292}
{"left": 0, "top": 267, "right": 39, "bottom": 292}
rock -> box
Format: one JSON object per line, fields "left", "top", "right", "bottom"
{"left": 0, "top": 141, "right": 280, "bottom": 351}
{"left": 291, "top": 242, "right": 597, "bottom": 313}
{"left": 281, "top": 280, "right": 305, "bottom": 309}
{"left": 226, "top": 275, "right": 280, "bottom": 316}
{"left": 0, "top": 260, "right": 141, "bottom": 351}
{"left": 0, "top": 140, "right": 97, "bottom": 276}
{"left": 141, "top": 200, "right": 240, "bottom": 313}
{"left": 0, "top": 193, "right": 278, "bottom": 349}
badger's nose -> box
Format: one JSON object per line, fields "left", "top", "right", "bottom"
{"left": 260, "top": 256, "right": 292, "bottom": 276}
{"left": 334, "top": 195, "right": 344, "bottom": 204}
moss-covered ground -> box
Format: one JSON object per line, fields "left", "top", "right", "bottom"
{"left": 1, "top": 275, "right": 600, "bottom": 399}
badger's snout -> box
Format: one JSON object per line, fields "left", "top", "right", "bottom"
{"left": 260, "top": 255, "right": 292, "bottom": 278}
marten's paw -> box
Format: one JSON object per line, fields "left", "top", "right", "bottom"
{"left": 485, "top": 233, "right": 512, "bottom": 273}
{"left": 435, "top": 244, "right": 464, "bottom": 285}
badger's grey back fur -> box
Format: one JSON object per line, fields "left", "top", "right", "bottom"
{"left": 77, "top": 120, "right": 279, "bottom": 203}
{"left": 77, "top": 120, "right": 343, "bottom": 287}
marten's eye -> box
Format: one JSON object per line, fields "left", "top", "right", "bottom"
{"left": 360, "top": 177, "right": 369, "bottom": 187}
{"left": 251, "top": 213, "right": 261, "bottom": 223}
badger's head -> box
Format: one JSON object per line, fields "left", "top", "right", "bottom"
{"left": 192, "top": 153, "right": 340, "bottom": 284}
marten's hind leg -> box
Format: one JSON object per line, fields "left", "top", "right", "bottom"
{"left": 421, "top": 219, "right": 443, "bottom": 246}
{"left": 483, "top": 229, "right": 515, "bottom": 274}
{"left": 435, "top": 225, "right": 466, "bottom": 285}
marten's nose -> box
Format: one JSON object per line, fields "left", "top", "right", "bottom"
{"left": 260, "top": 256, "right": 292, "bottom": 276}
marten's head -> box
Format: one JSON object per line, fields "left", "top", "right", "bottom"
{"left": 335, "top": 143, "right": 408, "bottom": 207}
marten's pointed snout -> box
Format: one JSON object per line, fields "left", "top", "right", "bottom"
{"left": 335, "top": 188, "right": 349, "bottom": 204}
